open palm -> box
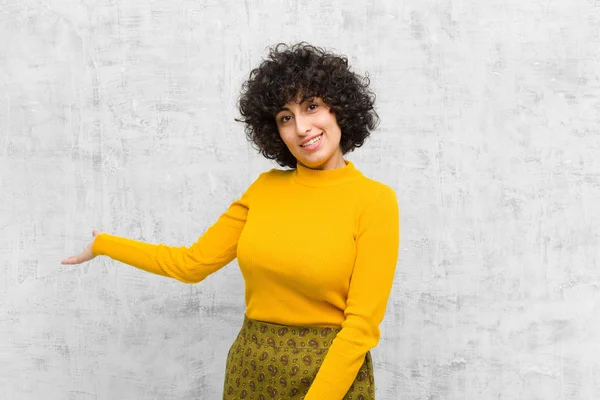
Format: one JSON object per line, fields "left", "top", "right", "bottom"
{"left": 61, "top": 230, "right": 104, "bottom": 265}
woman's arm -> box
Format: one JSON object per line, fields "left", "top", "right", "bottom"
{"left": 87, "top": 172, "right": 265, "bottom": 284}
{"left": 304, "top": 185, "right": 400, "bottom": 399}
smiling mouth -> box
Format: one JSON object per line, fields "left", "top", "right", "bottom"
{"left": 300, "top": 133, "right": 323, "bottom": 147}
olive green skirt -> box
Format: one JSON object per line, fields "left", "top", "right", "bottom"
{"left": 223, "top": 315, "right": 375, "bottom": 399}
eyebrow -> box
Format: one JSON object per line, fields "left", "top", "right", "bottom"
{"left": 276, "top": 97, "right": 317, "bottom": 114}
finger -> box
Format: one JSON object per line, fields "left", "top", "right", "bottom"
{"left": 61, "top": 256, "right": 78, "bottom": 265}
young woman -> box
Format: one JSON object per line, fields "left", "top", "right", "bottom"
{"left": 62, "top": 42, "right": 400, "bottom": 400}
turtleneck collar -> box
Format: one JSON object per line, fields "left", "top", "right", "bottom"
{"left": 292, "top": 159, "right": 363, "bottom": 187}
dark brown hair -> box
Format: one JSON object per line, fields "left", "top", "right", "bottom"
{"left": 237, "top": 42, "right": 379, "bottom": 169}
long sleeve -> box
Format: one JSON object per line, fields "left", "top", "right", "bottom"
{"left": 303, "top": 185, "right": 400, "bottom": 399}
{"left": 91, "top": 172, "right": 265, "bottom": 284}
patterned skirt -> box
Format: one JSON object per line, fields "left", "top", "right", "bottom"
{"left": 222, "top": 315, "right": 375, "bottom": 400}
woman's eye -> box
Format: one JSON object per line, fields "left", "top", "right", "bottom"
{"left": 308, "top": 103, "right": 318, "bottom": 111}
{"left": 280, "top": 115, "right": 292, "bottom": 123}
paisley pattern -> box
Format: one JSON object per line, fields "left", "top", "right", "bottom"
{"left": 223, "top": 315, "right": 375, "bottom": 399}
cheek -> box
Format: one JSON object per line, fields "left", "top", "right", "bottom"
{"left": 278, "top": 129, "right": 296, "bottom": 146}
{"left": 320, "top": 111, "right": 338, "bottom": 129}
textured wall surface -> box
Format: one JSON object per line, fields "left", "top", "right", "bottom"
{"left": 1, "top": 0, "right": 600, "bottom": 399}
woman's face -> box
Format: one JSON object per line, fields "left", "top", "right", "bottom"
{"left": 275, "top": 96, "right": 345, "bottom": 170}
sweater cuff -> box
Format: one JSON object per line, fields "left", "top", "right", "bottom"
{"left": 91, "top": 233, "right": 110, "bottom": 256}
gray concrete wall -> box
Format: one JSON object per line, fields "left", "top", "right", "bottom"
{"left": 1, "top": 0, "right": 599, "bottom": 398}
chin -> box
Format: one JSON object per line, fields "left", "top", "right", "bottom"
{"left": 299, "top": 157, "right": 329, "bottom": 169}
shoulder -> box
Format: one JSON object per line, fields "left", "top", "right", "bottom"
{"left": 353, "top": 179, "right": 399, "bottom": 236}
{"left": 363, "top": 177, "right": 398, "bottom": 207}
{"left": 353, "top": 175, "right": 399, "bottom": 219}
{"left": 263, "top": 167, "right": 293, "bottom": 179}
{"left": 354, "top": 171, "right": 397, "bottom": 203}
{"left": 244, "top": 167, "right": 292, "bottom": 192}
{"left": 254, "top": 167, "right": 293, "bottom": 185}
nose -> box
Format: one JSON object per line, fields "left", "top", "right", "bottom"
{"left": 295, "top": 114, "right": 312, "bottom": 136}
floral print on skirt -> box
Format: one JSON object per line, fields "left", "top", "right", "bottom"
{"left": 223, "top": 315, "right": 375, "bottom": 399}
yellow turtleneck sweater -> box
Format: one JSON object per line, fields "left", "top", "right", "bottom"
{"left": 92, "top": 159, "right": 400, "bottom": 399}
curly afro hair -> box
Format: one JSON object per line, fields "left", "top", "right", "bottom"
{"left": 236, "top": 42, "right": 379, "bottom": 169}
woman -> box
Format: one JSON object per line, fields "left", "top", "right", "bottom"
{"left": 62, "top": 42, "right": 400, "bottom": 400}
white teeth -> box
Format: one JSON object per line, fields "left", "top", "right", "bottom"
{"left": 302, "top": 135, "right": 322, "bottom": 147}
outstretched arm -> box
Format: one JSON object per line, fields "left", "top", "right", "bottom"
{"left": 87, "top": 172, "right": 265, "bottom": 284}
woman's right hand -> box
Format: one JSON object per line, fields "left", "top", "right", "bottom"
{"left": 61, "top": 230, "right": 105, "bottom": 265}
